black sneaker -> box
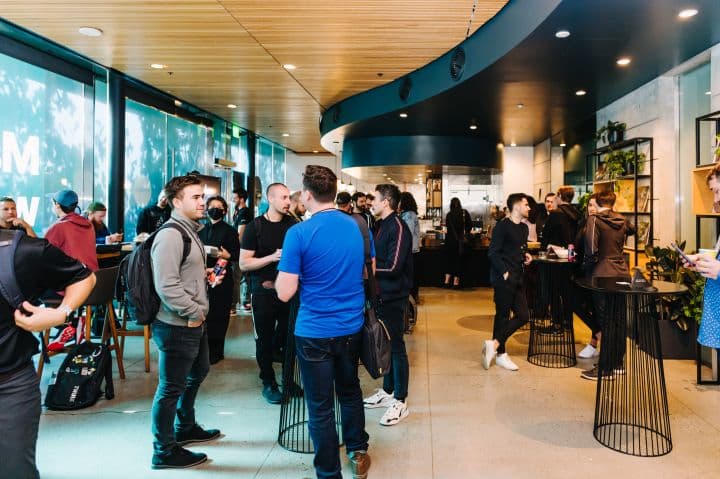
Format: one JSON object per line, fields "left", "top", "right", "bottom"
{"left": 581, "top": 366, "right": 599, "bottom": 381}
{"left": 151, "top": 446, "right": 207, "bottom": 469}
{"left": 262, "top": 384, "right": 282, "bottom": 404}
{"left": 175, "top": 424, "right": 221, "bottom": 446}
{"left": 284, "top": 381, "right": 304, "bottom": 398}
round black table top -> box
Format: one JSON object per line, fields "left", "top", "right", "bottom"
{"left": 532, "top": 255, "right": 571, "bottom": 264}
{"left": 575, "top": 276, "right": 687, "bottom": 296}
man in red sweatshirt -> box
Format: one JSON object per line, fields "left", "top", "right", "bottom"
{"left": 45, "top": 190, "right": 98, "bottom": 272}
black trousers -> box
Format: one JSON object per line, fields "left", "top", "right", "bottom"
{"left": 492, "top": 275, "right": 529, "bottom": 354}
{"left": 410, "top": 252, "right": 420, "bottom": 301}
{"left": 207, "top": 275, "right": 234, "bottom": 361}
{"left": 251, "top": 291, "right": 290, "bottom": 386}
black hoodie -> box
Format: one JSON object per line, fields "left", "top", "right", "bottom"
{"left": 374, "top": 212, "right": 413, "bottom": 301}
{"left": 582, "top": 210, "right": 636, "bottom": 277}
{"left": 541, "top": 203, "right": 581, "bottom": 249}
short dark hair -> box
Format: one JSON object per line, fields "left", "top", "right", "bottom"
{"left": 336, "top": 191, "right": 352, "bottom": 205}
{"left": 375, "top": 184, "right": 401, "bottom": 210}
{"left": 366, "top": 193, "right": 375, "bottom": 201}
{"left": 507, "top": 193, "right": 528, "bottom": 211}
{"left": 206, "top": 195, "right": 229, "bottom": 211}
{"left": 399, "top": 191, "right": 418, "bottom": 214}
{"left": 595, "top": 190, "right": 616, "bottom": 207}
{"left": 351, "top": 192, "right": 366, "bottom": 202}
{"left": 266, "top": 182, "right": 287, "bottom": 197}
{"left": 87, "top": 201, "right": 106, "bottom": 213}
{"left": 232, "top": 188, "right": 248, "bottom": 201}
{"left": 164, "top": 175, "right": 202, "bottom": 204}
{"left": 0, "top": 196, "right": 15, "bottom": 203}
{"left": 557, "top": 186, "right": 575, "bottom": 203}
{"left": 302, "top": 165, "right": 337, "bottom": 203}
{"left": 544, "top": 192, "right": 556, "bottom": 201}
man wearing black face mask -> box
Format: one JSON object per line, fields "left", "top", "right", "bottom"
{"left": 199, "top": 196, "right": 241, "bottom": 364}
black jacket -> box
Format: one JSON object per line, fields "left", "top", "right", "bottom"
{"left": 374, "top": 212, "right": 413, "bottom": 301}
{"left": 582, "top": 210, "right": 636, "bottom": 277}
{"left": 136, "top": 204, "right": 171, "bottom": 235}
{"left": 488, "top": 218, "right": 529, "bottom": 286}
{"left": 541, "top": 204, "right": 581, "bottom": 249}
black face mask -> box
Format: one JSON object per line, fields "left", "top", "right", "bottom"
{"left": 207, "top": 208, "right": 225, "bottom": 221}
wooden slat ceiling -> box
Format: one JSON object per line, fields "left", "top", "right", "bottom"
{"left": 1, "top": 0, "right": 508, "bottom": 152}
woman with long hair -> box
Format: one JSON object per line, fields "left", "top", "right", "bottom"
{"left": 399, "top": 191, "right": 421, "bottom": 302}
{"left": 444, "top": 197, "right": 472, "bottom": 288}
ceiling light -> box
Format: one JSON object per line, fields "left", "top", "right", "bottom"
{"left": 555, "top": 30, "right": 570, "bottom": 38}
{"left": 560, "top": 143, "right": 567, "bottom": 147}
{"left": 469, "top": 125, "right": 478, "bottom": 130}
{"left": 678, "top": 9, "right": 698, "bottom": 19}
{"left": 313, "top": 150, "right": 319, "bottom": 153}
{"left": 510, "top": 143, "right": 517, "bottom": 147}
{"left": 382, "top": 173, "right": 387, "bottom": 176}
{"left": 426, "top": 169, "right": 432, "bottom": 173}
{"left": 516, "top": 103, "right": 524, "bottom": 109}
{"left": 78, "top": 27, "right": 103, "bottom": 37}
{"left": 575, "top": 89, "right": 587, "bottom": 96}
{"left": 417, "top": 173, "right": 422, "bottom": 176}
{"left": 227, "top": 103, "right": 237, "bottom": 109}
{"left": 150, "top": 63, "right": 166, "bottom": 69}
{"left": 174, "top": 100, "right": 182, "bottom": 107}
{"left": 399, "top": 113, "right": 408, "bottom": 118}
{"left": 616, "top": 57, "right": 632, "bottom": 66}
{"left": 283, "top": 64, "right": 297, "bottom": 70}
{"left": 282, "top": 133, "right": 290, "bottom": 137}
{"left": 706, "top": 91, "right": 712, "bottom": 95}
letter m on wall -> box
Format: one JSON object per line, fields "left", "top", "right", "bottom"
{"left": 3, "top": 132, "right": 40, "bottom": 175}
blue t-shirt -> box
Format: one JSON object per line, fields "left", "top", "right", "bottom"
{"left": 279, "top": 209, "right": 366, "bottom": 338}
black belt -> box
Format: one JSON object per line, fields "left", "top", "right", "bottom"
{"left": 0, "top": 361, "right": 32, "bottom": 384}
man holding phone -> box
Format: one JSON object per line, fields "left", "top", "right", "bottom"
{"left": 240, "top": 183, "right": 296, "bottom": 404}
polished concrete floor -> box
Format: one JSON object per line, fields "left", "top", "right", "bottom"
{"left": 36, "top": 287, "right": 720, "bottom": 478}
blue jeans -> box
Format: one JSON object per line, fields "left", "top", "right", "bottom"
{"left": 378, "top": 297, "right": 410, "bottom": 400}
{"left": 296, "top": 333, "right": 369, "bottom": 479}
{"left": 151, "top": 321, "right": 210, "bottom": 456}
{"left": 0, "top": 363, "right": 40, "bottom": 479}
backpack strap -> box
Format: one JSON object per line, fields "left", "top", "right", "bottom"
{"left": 0, "top": 230, "right": 25, "bottom": 309}
{"left": 159, "top": 222, "right": 192, "bottom": 265}
{"left": 350, "top": 213, "right": 378, "bottom": 302}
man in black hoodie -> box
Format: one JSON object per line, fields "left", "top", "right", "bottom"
{"left": 362, "top": 184, "right": 413, "bottom": 427}
{"left": 541, "top": 186, "right": 581, "bottom": 249}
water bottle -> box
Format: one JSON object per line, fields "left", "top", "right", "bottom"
{"left": 568, "top": 244, "right": 575, "bottom": 263}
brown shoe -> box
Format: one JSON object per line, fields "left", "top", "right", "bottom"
{"left": 348, "top": 451, "right": 371, "bottom": 479}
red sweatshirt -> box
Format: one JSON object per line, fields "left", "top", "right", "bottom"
{"left": 45, "top": 213, "right": 99, "bottom": 272}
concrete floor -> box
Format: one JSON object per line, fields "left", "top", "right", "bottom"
{"left": 36, "top": 287, "right": 720, "bottom": 478}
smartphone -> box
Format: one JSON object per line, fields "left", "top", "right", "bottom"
{"left": 670, "top": 242, "right": 695, "bottom": 267}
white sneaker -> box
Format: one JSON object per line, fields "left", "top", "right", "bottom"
{"left": 495, "top": 353, "right": 519, "bottom": 371}
{"left": 482, "top": 340, "right": 496, "bottom": 370}
{"left": 379, "top": 399, "right": 409, "bottom": 426}
{"left": 578, "top": 343, "right": 599, "bottom": 359}
{"left": 363, "top": 389, "right": 394, "bottom": 409}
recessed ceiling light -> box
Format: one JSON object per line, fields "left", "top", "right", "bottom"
{"left": 399, "top": 113, "right": 408, "bottom": 118}
{"left": 283, "top": 64, "right": 297, "bottom": 70}
{"left": 560, "top": 143, "right": 567, "bottom": 147}
{"left": 616, "top": 57, "right": 631, "bottom": 66}
{"left": 510, "top": 142, "right": 517, "bottom": 147}
{"left": 706, "top": 91, "right": 712, "bottom": 95}
{"left": 150, "top": 63, "right": 166, "bottom": 69}
{"left": 174, "top": 100, "right": 182, "bottom": 107}
{"left": 282, "top": 133, "right": 290, "bottom": 137}
{"left": 555, "top": 30, "right": 570, "bottom": 38}
{"left": 426, "top": 169, "right": 432, "bottom": 173}
{"left": 78, "top": 26, "right": 103, "bottom": 37}
{"left": 469, "top": 124, "right": 478, "bottom": 130}
{"left": 227, "top": 103, "right": 237, "bottom": 109}
{"left": 678, "top": 9, "right": 698, "bottom": 19}
{"left": 575, "top": 89, "right": 587, "bottom": 96}
{"left": 313, "top": 150, "right": 319, "bottom": 153}
{"left": 516, "top": 103, "right": 524, "bottom": 109}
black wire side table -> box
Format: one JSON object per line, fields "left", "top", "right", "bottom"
{"left": 278, "top": 298, "right": 342, "bottom": 453}
{"left": 527, "top": 257, "right": 577, "bottom": 368}
{"left": 576, "top": 277, "right": 687, "bottom": 457}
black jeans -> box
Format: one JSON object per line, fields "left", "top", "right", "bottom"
{"left": 207, "top": 276, "right": 234, "bottom": 361}
{"left": 296, "top": 333, "right": 369, "bottom": 479}
{"left": 0, "top": 363, "right": 40, "bottom": 479}
{"left": 411, "top": 252, "right": 420, "bottom": 301}
{"left": 492, "top": 274, "right": 529, "bottom": 354}
{"left": 251, "top": 291, "right": 289, "bottom": 385}
{"left": 378, "top": 297, "right": 410, "bottom": 401}
{"left": 151, "top": 321, "right": 210, "bottom": 456}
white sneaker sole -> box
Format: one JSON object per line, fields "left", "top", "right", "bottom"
{"left": 380, "top": 407, "right": 409, "bottom": 426}
{"left": 481, "top": 341, "right": 494, "bottom": 370}
{"left": 363, "top": 399, "right": 394, "bottom": 409}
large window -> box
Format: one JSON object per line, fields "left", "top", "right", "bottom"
{"left": 0, "top": 51, "right": 107, "bottom": 235}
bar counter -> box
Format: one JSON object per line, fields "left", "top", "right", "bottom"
{"left": 417, "top": 244, "right": 490, "bottom": 288}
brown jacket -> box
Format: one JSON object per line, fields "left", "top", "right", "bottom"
{"left": 582, "top": 210, "right": 636, "bottom": 277}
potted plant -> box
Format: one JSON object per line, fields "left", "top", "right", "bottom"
{"left": 645, "top": 242, "right": 704, "bottom": 359}
{"left": 595, "top": 120, "right": 627, "bottom": 145}
{"left": 603, "top": 150, "right": 626, "bottom": 179}
{"left": 623, "top": 150, "right": 646, "bottom": 176}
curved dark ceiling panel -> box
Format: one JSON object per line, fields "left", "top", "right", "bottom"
{"left": 319, "top": 0, "right": 562, "bottom": 150}
{"left": 322, "top": 0, "right": 720, "bottom": 161}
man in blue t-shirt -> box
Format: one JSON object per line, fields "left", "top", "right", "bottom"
{"left": 276, "top": 165, "right": 371, "bottom": 479}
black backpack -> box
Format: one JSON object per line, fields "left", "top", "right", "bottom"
{"left": 119, "top": 222, "right": 191, "bottom": 325}
{"left": 45, "top": 341, "right": 114, "bottom": 410}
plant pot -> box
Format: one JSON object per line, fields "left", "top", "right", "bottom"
{"left": 607, "top": 130, "right": 625, "bottom": 145}
{"left": 624, "top": 158, "right": 635, "bottom": 176}
{"left": 658, "top": 318, "right": 697, "bottom": 359}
